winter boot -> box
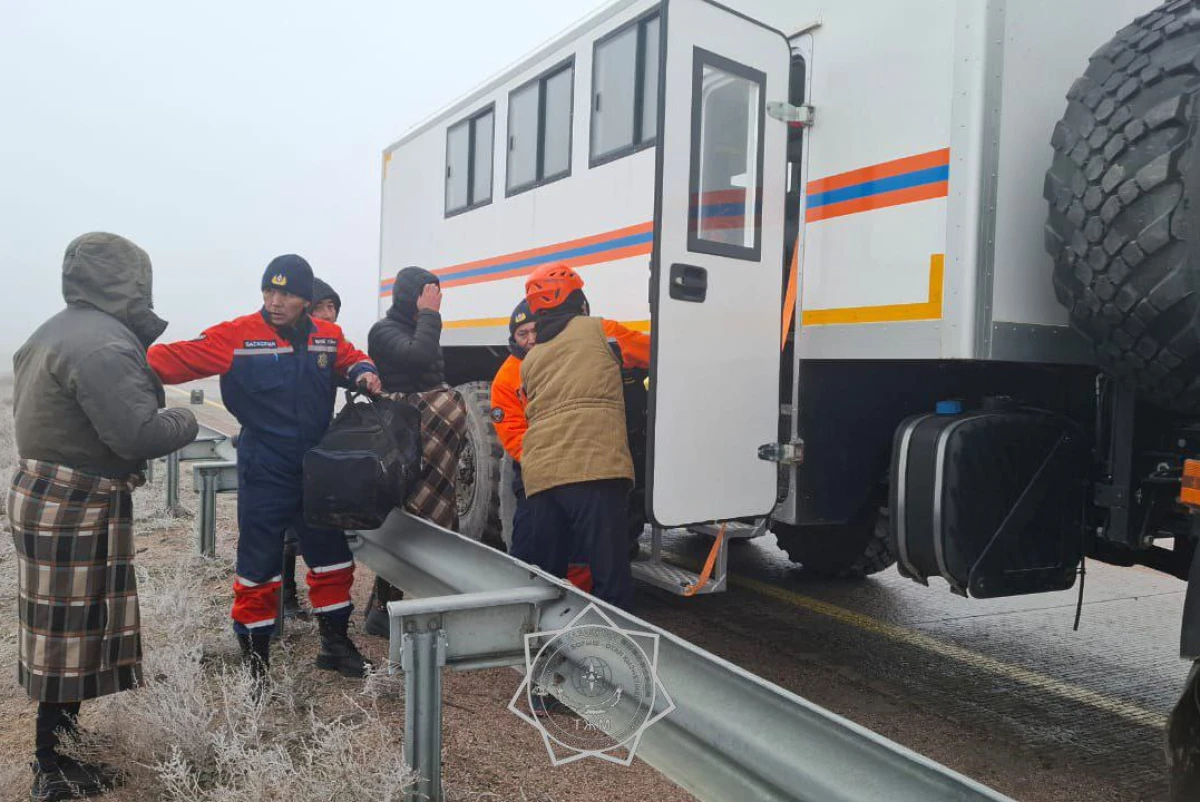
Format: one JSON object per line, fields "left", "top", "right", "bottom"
{"left": 315, "top": 615, "right": 373, "bottom": 678}
{"left": 29, "top": 755, "right": 117, "bottom": 801}
{"left": 237, "top": 632, "right": 271, "bottom": 700}
{"left": 280, "top": 537, "right": 308, "bottom": 620}
{"left": 281, "top": 582, "right": 308, "bottom": 620}
{"left": 364, "top": 577, "right": 403, "bottom": 639}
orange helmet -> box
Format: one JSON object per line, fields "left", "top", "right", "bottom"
{"left": 525, "top": 263, "right": 585, "bottom": 313}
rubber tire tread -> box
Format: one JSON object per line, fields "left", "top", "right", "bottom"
{"left": 772, "top": 506, "right": 895, "bottom": 579}
{"left": 1044, "top": 0, "right": 1200, "bottom": 412}
{"left": 455, "top": 381, "right": 504, "bottom": 546}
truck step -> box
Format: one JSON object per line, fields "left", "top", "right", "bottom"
{"left": 631, "top": 524, "right": 735, "bottom": 596}
{"left": 631, "top": 557, "right": 726, "bottom": 596}
{"left": 687, "top": 519, "right": 766, "bottom": 540}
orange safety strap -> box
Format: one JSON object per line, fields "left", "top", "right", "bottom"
{"left": 684, "top": 523, "right": 727, "bottom": 597}
{"left": 780, "top": 238, "right": 800, "bottom": 352}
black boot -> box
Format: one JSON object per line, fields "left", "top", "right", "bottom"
{"left": 236, "top": 632, "right": 271, "bottom": 699}
{"left": 281, "top": 582, "right": 307, "bottom": 620}
{"left": 364, "top": 577, "right": 402, "bottom": 639}
{"left": 315, "top": 615, "right": 372, "bottom": 678}
{"left": 29, "top": 760, "right": 110, "bottom": 802}
{"left": 280, "top": 537, "right": 308, "bottom": 620}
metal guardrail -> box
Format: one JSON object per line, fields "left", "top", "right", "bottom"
{"left": 352, "top": 512, "right": 1016, "bottom": 802}
{"left": 160, "top": 423, "right": 236, "bottom": 514}
{"left": 155, "top": 423, "right": 238, "bottom": 557}
{"left": 192, "top": 459, "right": 237, "bottom": 557}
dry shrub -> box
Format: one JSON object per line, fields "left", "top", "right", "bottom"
{"left": 73, "top": 558, "right": 415, "bottom": 801}
{"left": 0, "top": 375, "right": 15, "bottom": 515}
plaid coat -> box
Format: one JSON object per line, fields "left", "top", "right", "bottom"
{"left": 397, "top": 386, "right": 467, "bottom": 529}
{"left": 8, "top": 460, "right": 143, "bottom": 702}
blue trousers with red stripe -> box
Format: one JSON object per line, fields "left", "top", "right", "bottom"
{"left": 233, "top": 431, "right": 355, "bottom": 635}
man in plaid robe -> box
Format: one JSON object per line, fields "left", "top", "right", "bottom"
{"left": 9, "top": 233, "right": 198, "bottom": 801}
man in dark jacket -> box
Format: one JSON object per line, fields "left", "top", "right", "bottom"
{"left": 280, "top": 275, "right": 342, "bottom": 621}
{"left": 10, "top": 232, "right": 198, "bottom": 801}
{"left": 369, "top": 266, "right": 446, "bottom": 392}
{"left": 363, "top": 266, "right": 466, "bottom": 636}
{"left": 149, "top": 256, "right": 381, "bottom": 684}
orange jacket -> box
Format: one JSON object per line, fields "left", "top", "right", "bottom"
{"left": 489, "top": 320, "right": 649, "bottom": 463}
{"left": 490, "top": 355, "right": 526, "bottom": 462}
{"left": 602, "top": 319, "right": 650, "bottom": 370}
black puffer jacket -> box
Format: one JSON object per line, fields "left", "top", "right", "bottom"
{"left": 369, "top": 266, "right": 445, "bottom": 393}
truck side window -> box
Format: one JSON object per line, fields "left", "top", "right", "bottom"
{"left": 591, "top": 11, "right": 660, "bottom": 166}
{"left": 507, "top": 58, "right": 575, "bottom": 196}
{"left": 445, "top": 105, "right": 495, "bottom": 217}
{"left": 688, "top": 50, "right": 766, "bottom": 260}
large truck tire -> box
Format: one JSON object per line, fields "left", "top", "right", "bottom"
{"left": 772, "top": 499, "right": 894, "bottom": 579}
{"left": 1045, "top": 2, "right": 1200, "bottom": 413}
{"left": 454, "top": 381, "right": 504, "bottom": 548}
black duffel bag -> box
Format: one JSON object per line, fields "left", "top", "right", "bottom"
{"left": 303, "top": 391, "right": 422, "bottom": 530}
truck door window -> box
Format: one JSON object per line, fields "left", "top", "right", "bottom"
{"left": 641, "top": 16, "right": 660, "bottom": 141}
{"left": 507, "top": 58, "right": 575, "bottom": 196}
{"left": 590, "top": 11, "right": 660, "bottom": 166}
{"left": 688, "top": 50, "right": 766, "bottom": 260}
{"left": 445, "top": 105, "right": 495, "bottom": 216}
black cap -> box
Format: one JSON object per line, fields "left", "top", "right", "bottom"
{"left": 509, "top": 299, "right": 533, "bottom": 336}
{"left": 312, "top": 277, "right": 342, "bottom": 313}
{"left": 262, "top": 254, "right": 314, "bottom": 301}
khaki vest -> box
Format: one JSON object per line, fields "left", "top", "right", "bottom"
{"left": 519, "top": 316, "right": 635, "bottom": 497}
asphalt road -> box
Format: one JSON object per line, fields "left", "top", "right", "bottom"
{"left": 634, "top": 528, "right": 1187, "bottom": 801}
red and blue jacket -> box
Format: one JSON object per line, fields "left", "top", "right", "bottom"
{"left": 148, "top": 310, "right": 377, "bottom": 446}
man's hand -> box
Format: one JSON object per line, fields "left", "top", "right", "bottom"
{"left": 358, "top": 372, "right": 383, "bottom": 395}
{"left": 416, "top": 283, "right": 443, "bottom": 313}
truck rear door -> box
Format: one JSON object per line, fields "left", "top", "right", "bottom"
{"left": 647, "top": 0, "right": 791, "bottom": 528}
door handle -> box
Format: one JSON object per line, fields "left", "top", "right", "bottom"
{"left": 669, "top": 263, "right": 708, "bottom": 303}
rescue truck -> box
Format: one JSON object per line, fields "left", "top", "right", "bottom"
{"left": 378, "top": 0, "right": 1200, "bottom": 604}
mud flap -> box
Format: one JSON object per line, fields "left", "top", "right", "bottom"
{"left": 1170, "top": 522, "right": 1200, "bottom": 801}
{"left": 1182, "top": 529, "right": 1200, "bottom": 660}
{"left": 1168, "top": 662, "right": 1200, "bottom": 802}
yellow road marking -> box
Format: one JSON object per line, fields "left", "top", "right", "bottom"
{"left": 166, "top": 385, "right": 229, "bottom": 412}
{"left": 664, "top": 552, "right": 1167, "bottom": 728}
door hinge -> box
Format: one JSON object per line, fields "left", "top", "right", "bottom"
{"left": 766, "top": 102, "right": 815, "bottom": 128}
{"left": 758, "top": 440, "right": 805, "bottom": 465}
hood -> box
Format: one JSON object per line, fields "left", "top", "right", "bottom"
{"left": 535, "top": 289, "right": 589, "bottom": 344}
{"left": 62, "top": 232, "right": 167, "bottom": 347}
{"left": 389, "top": 266, "right": 439, "bottom": 321}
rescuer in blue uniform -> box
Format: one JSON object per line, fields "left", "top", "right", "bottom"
{"left": 149, "top": 256, "right": 382, "bottom": 688}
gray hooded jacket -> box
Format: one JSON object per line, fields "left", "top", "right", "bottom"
{"left": 12, "top": 233, "right": 199, "bottom": 478}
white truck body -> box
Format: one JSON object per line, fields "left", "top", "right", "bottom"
{"left": 379, "top": 0, "right": 1156, "bottom": 530}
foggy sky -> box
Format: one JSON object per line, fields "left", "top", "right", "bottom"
{"left": 0, "top": 0, "right": 600, "bottom": 362}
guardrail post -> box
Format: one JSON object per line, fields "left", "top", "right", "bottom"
{"left": 165, "top": 451, "right": 181, "bottom": 514}
{"left": 196, "top": 471, "right": 218, "bottom": 558}
{"left": 402, "top": 618, "right": 446, "bottom": 802}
